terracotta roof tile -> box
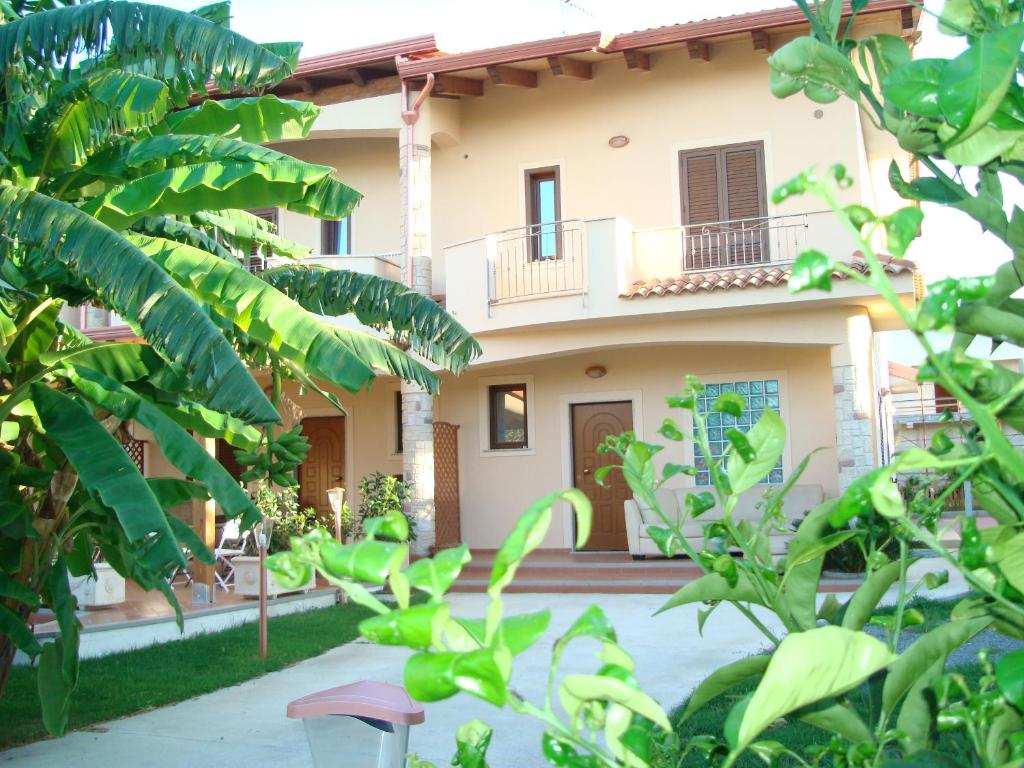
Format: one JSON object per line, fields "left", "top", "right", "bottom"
{"left": 619, "top": 257, "right": 915, "bottom": 299}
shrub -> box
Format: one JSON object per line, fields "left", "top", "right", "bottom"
{"left": 250, "top": 481, "right": 318, "bottom": 554}
{"left": 357, "top": 471, "right": 416, "bottom": 542}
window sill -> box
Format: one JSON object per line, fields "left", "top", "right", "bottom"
{"left": 480, "top": 447, "right": 535, "bottom": 458}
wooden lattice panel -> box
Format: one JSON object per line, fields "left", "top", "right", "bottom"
{"left": 433, "top": 421, "right": 461, "bottom": 549}
{"left": 121, "top": 436, "right": 146, "bottom": 473}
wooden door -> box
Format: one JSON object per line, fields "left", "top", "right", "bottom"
{"left": 572, "top": 402, "right": 633, "bottom": 551}
{"left": 298, "top": 416, "right": 346, "bottom": 524}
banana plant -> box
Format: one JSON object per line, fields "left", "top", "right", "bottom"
{"left": 0, "top": 0, "right": 479, "bottom": 733}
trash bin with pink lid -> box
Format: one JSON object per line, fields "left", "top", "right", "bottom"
{"left": 286, "top": 680, "right": 425, "bottom": 768}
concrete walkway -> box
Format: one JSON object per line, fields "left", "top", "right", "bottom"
{"left": 2, "top": 566, "right": 969, "bottom": 767}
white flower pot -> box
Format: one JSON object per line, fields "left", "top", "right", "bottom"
{"left": 231, "top": 556, "right": 316, "bottom": 597}
{"left": 69, "top": 562, "right": 125, "bottom": 607}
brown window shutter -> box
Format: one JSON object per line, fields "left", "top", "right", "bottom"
{"left": 680, "top": 142, "right": 766, "bottom": 269}
{"left": 248, "top": 209, "right": 278, "bottom": 272}
{"left": 681, "top": 152, "right": 721, "bottom": 227}
{"left": 723, "top": 146, "right": 765, "bottom": 222}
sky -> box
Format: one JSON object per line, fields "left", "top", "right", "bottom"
{"left": 152, "top": 0, "right": 1018, "bottom": 365}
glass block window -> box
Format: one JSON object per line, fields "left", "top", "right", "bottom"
{"left": 694, "top": 379, "right": 783, "bottom": 486}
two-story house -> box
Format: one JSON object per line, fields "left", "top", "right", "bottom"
{"left": 80, "top": 2, "right": 919, "bottom": 563}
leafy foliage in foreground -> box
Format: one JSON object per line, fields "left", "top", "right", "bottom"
{"left": 0, "top": 0, "right": 479, "bottom": 735}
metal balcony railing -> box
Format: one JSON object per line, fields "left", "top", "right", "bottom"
{"left": 488, "top": 219, "right": 584, "bottom": 304}
{"left": 892, "top": 396, "right": 965, "bottom": 425}
{"left": 681, "top": 213, "right": 812, "bottom": 272}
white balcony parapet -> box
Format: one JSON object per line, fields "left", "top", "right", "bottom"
{"left": 487, "top": 219, "right": 585, "bottom": 305}
{"left": 631, "top": 211, "right": 833, "bottom": 276}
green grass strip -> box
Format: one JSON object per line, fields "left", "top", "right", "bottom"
{"left": 0, "top": 601, "right": 374, "bottom": 750}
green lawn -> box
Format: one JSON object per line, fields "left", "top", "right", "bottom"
{"left": 0, "top": 601, "right": 375, "bottom": 751}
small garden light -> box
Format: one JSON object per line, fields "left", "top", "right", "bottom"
{"left": 255, "top": 515, "right": 274, "bottom": 658}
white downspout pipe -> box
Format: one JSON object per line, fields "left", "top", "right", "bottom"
{"left": 400, "top": 71, "right": 434, "bottom": 288}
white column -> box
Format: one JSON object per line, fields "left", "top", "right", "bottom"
{"left": 400, "top": 132, "right": 435, "bottom": 553}
{"left": 831, "top": 312, "right": 877, "bottom": 491}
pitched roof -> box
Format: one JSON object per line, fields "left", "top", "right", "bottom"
{"left": 394, "top": 0, "right": 912, "bottom": 79}
{"left": 619, "top": 257, "right": 915, "bottom": 298}
{"left": 263, "top": 1, "right": 914, "bottom": 100}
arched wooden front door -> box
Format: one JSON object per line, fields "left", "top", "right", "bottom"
{"left": 571, "top": 402, "right": 633, "bottom": 551}
{"left": 298, "top": 416, "right": 345, "bottom": 524}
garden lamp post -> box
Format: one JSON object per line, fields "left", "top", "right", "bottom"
{"left": 327, "top": 487, "right": 345, "bottom": 541}
{"left": 255, "top": 515, "right": 274, "bottom": 658}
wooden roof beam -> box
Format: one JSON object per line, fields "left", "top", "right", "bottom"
{"left": 344, "top": 67, "right": 366, "bottom": 86}
{"left": 291, "top": 75, "right": 403, "bottom": 106}
{"left": 623, "top": 50, "right": 651, "bottom": 71}
{"left": 487, "top": 64, "right": 538, "bottom": 87}
{"left": 434, "top": 73, "right": 483, "bottom": 96}
{"left": 547, "top": 55, "right": 592, "bottom": 79}
{"left": 687, "top": 40, "right": 710, "bottom": 62}
{"left": 751, "top": 29, "right": 772, "bottom": 53}
{"left": 900, "top": 6, "right": 916, "bottom": 40}
{"left": 292, "top": 77, "right": 317, "bottom": 95}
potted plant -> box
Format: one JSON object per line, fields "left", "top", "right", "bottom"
{"left": 232, "top": 482, "right": 319, "bottom": 597}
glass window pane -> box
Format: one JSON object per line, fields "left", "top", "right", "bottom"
{"left": 338, "top": 217, "right": 350, "bottom": 255}
{"left": 491, "top": 385, "right": 526, "bottom": 448}
{"left": 696, "top": 379, "right": 783, "bottom": 484}
{"left": 85, "top": 306, "right": 108, "bottom": 328}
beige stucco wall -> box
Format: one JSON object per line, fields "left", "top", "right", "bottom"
{"left": 270, "top": 137, "right": 401, "bottom": 256}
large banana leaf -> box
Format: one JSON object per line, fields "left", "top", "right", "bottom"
{"left": 160, "top": 95, "right": 320, "bottom": 142}
{"left": 0, "top": 185, "right": 277, "bottom": 423}
{"left": 192, "top": 209, "right": 310, "bottom": 258}
{"left": 38, "top": 341, "right": 262, "bottom": 448}
{"left": 64, "top": 365, "right": 259, "bottom": 525}
{"left": 134, "top": 235, "right": 440, "bottom": 392}
{"left": 131, "top": 216, "right": 234, "bottom": 260}
{"left": 28, "top": 69, "right": 168, "bottom": 176}
{"left": 263, "top": 265, "right": 482, "bottom": 373}
{"left": 31, "top": 383, "right": 185, "bottom": 572}
{"left": 0, "top": 2, "right": 293, "bottom": 94}
{"left": 80, "top": 160, "right": 360, "bottom": 230}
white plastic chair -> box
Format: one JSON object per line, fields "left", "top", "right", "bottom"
{"left": 214, "top": 519, "right": 249, "bottom": 591}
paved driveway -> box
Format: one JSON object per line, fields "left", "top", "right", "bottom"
{"left": 2, "top": 567, "right": 968, "bottom": 768}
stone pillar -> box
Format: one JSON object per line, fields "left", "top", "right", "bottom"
{"left": 191, "top": 435, "right": 218, "bottom": 603}
{"left": 400, "top": 132, "right": 435, "bottom": 554}
{"left": 831, "top": 313, "right": 876, "bottom": 491}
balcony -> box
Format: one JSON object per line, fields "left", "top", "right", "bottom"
{"left": 891, "top": 395, "right": 968, "bottom": 427}
{"left": 443, "top": 210, "right": 874, "bottom": 334}
{"left": 265, "top": 251, "right": 403, "bottom": 281}
{"left": 488, "top": 221, "right": 585, "bottom": 304}
{"left": 632, "top": 212, "right": 818, "bottom": 275}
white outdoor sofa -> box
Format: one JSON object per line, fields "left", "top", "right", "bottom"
{"left": 623, "top": 484, "right": 825, "bottom": 559}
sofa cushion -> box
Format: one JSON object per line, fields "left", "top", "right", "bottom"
{"left": 634, "top": 488, "right": 680, "bottom": 527}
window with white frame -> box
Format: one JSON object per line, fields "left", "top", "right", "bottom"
{"left": 694, "top": 379, "right": 783, "bottom": 486}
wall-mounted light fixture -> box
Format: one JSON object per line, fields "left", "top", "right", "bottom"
{"left": 585, "top": 365, "right": 607, "bottom": 379}
{"left": 608, "top": 135, "right": 629, "bottom": 149}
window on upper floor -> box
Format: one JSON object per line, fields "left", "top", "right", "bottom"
{"left": 679, "top": 142, "right": 767, "bottom": 270}
{"left": 525, "top": 167, "right": 561, "bottom": 262}
{"left": 83, "top": 305, "right": 123, "bottom": 329}
{"left": 247, "top": 208, "right": 278, "bottom": 272}
{"left": 322, "top": 216, "right": 351, "bottom": 256}
{"left": 488, "top": 383, "right": 528, "bottom": 450}
{"left": 693, "top": 378, "right": 783, "bottom": 487}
